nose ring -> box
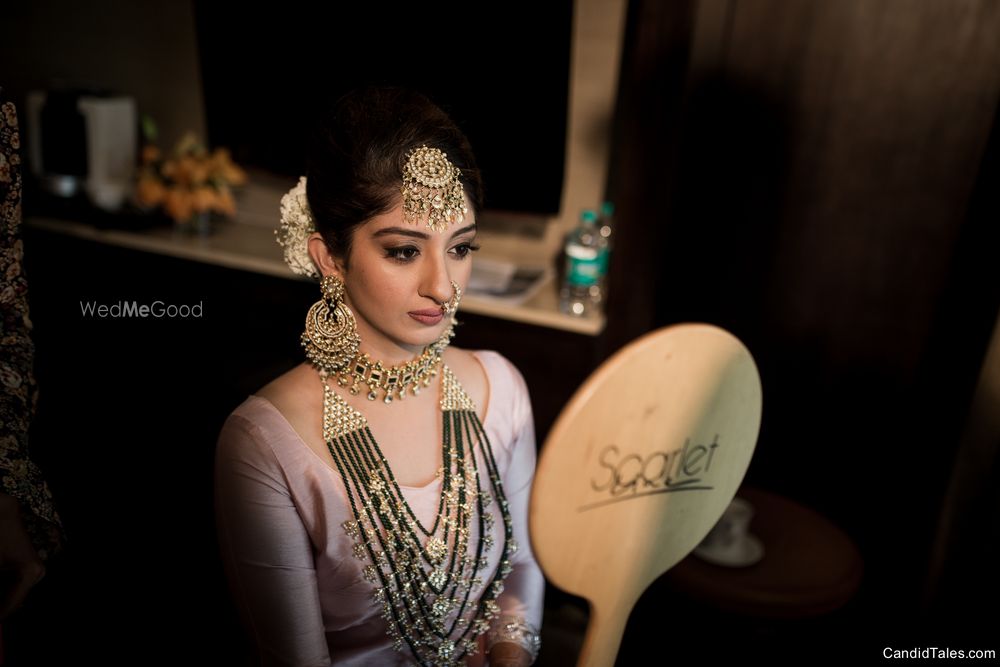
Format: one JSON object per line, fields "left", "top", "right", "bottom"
{"left": 442, "top": 281, "right": 462, "bottom": 316}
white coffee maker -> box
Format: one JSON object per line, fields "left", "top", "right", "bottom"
{"left": 25, "top": 89, "right": 137, "bottom": 211}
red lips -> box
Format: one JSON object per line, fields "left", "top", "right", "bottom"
{"left": 408, "top": 308, "right": 444, "bottom": 325}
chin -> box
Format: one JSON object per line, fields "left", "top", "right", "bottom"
{"left": 420, "top": 327, "right": 451, "bottom": 348}
{"left": 405, "top": 320, "right": 452, "bottom": 348}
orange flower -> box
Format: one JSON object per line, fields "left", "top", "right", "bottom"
{"left": 209, "top": 148, "right": 248, "bottom": 186}
{"left": 163, "top": 188, "right": 194, "bottom": 222}
{"left": 192, "top": 186, "right": 217, "bottom": 214}
{"left": 135, "top": 132, "right": 245, "bottom": 222}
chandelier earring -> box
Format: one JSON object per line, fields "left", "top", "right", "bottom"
{"left": 301, "top": 274, "right": 361, "bottom": 376}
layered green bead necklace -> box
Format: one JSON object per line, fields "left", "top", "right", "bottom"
{"left": 320, "top": 365, "right": 517, "bottom": 666}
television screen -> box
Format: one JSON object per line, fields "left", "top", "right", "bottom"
{"left": 193, "top": 1, "right": 572, "bottom": 215}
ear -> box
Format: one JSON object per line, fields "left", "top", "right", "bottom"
{"left": 307, "top": 232, "right": 345, "bottom": 278}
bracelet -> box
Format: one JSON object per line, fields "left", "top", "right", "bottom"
{"left": 487, "top": 615, "right": 542, "bottom": 663}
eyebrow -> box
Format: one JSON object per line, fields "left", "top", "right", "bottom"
{"left": 372, "top": 224, "right": 477, "bottom": 240}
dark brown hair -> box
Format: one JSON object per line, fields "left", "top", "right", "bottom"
{"left": 305, "top": 87, "right": 483, "bottom": 262}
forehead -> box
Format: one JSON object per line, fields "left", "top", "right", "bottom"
{"left": 364, "top": 202, "right": 406, "bottom": 230}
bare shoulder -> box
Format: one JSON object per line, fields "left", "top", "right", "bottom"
{"left": 443, "top": 347, "right": 489, "bottom": 415}
{"left": 255, "top": 362, "right": 321, "bottom": 420}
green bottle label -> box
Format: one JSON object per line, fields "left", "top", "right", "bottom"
{"left": 567, "top": 256, "right": 601, "bottom": 286}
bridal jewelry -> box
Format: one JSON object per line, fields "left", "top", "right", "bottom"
{"left": 442, "top": 281, "right": 462, "bottom": 316}
{"left": 301, "top": 275, "right": 361, "bottom": 373}
{"left": 278, "top": 145, "right": 468, "bottom": 278}
{"left": 402, "top": 146, "right": 468, "bottom": 233}
{"left": 335, "top": 325, "right": 453, "bottom": 405}
{"left": 301, "top": 274, "right": 361, "bottom": 375}
{"left": 488, "top": 616, "right": 543, "bottom": 662}
{"left": 301, "top": 275, "right": 458, "bottom": 405}
{"left": 321, "top": 366, "right": 519, "bottom": 666}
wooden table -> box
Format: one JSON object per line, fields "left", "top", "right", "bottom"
{"left": 664, "top": 486, "right": 864, "bottom": 619}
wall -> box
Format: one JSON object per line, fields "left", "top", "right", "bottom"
{"left": 2, "top": 0, "right": 206, "bottom": 151}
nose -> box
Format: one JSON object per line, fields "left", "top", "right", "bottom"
{"left": 420, "top": 252, "right": 453, "bottom": 307}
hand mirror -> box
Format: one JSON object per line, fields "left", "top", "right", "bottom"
{"left": 529, "top": 324, "right": 763, "bottom": 666}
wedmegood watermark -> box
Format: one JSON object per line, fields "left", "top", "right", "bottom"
{"left": 883, "top": 647, "right": 996, "bottom": 660}
{"left": 79, "top": 300, "right": 203, "bottom": 318}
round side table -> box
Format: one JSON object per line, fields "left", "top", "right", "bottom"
{"left": 664, "top": 486, "right": 864, "bottom": 618}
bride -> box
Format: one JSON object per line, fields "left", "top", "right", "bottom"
{"left": 214, "top": 87, "right": 544, "bottom": 666}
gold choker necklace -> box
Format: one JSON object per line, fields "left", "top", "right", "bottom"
{"left": 324, "top": 319, "right": 455, "bottom": 404}
{"left": 301, "top": 274, "right": 463, "bottom": 406}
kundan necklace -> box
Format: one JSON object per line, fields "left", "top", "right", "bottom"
{"left": 310, "top": 313, "right": 454, "bottom": 406}
{"left": 300, "top": 274, "right": 463, "bottom": 406}
{"left": 319, "top": 364, "right": 517, "bottom": 666}
{"left": 333, "top": 343, "right": 447, "bottom": 405}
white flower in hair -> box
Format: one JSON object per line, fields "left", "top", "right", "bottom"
{"left": 275, "top": 176, "right": 320, "bottom": 278}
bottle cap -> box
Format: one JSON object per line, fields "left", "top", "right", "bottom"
{"left": 581, "top": 209, "right": 597, "bottom": 224}
{"left": 601, "top": 201, "right": 615, "bottom": 216}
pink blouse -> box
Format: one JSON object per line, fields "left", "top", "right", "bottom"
{"left": 215, "top": 350, "right": 544, "bottom": 666}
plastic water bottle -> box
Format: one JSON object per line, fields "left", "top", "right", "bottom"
{"left": 560, "top": 209, "right": 602, "bottom": 316}
{"left": 593, "top": 201, "right": 615, "bottom": 303}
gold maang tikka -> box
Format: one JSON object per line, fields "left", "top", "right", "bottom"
{"left": 301, "top": 275, "right": 462, "bottom": 404}
{"left": 401, "top": 146, "right": 468, "bottom": 233}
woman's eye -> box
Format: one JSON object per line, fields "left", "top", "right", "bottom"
{"left": 450, "top": 243, "right": 481, "bottom": 259}
{"left": 386, "top": 246, "right": 419, "bottom": 262}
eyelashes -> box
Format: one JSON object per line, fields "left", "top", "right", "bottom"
{"left": 452, "top": 242, "right": 481, "bottom": 259}
{"left": 383, "top": 243, "right": 480, "bottom": 263}
{"left": 385, "top": 246, "right": 420, "bottom": 262}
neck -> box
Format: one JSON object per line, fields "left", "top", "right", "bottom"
{"left": 349, "top": 305, "right": 449, "bottom": 365}
{"left": 354, "top": 330, "right": 427, "bottom": 366}
{"left": 363, "top": 345, "right": 423, "bottom": 367}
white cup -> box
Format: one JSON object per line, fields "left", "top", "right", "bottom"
{"left": 699, "top": 496, "right": 754, "bottom": 554}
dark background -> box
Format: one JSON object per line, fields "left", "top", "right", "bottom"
{"left": 602, "top": 0, "right": 1000, "bottom": 660}
{"left": 194, "top": 0, "right": 572, "bottom": 215}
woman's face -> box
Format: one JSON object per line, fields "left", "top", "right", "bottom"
{"left": 336, "top": 201, "right": 478, "bottom": 361}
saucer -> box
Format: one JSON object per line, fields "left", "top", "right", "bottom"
{"left": 693, "top": 534, "right": 765, "bottom": 567}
